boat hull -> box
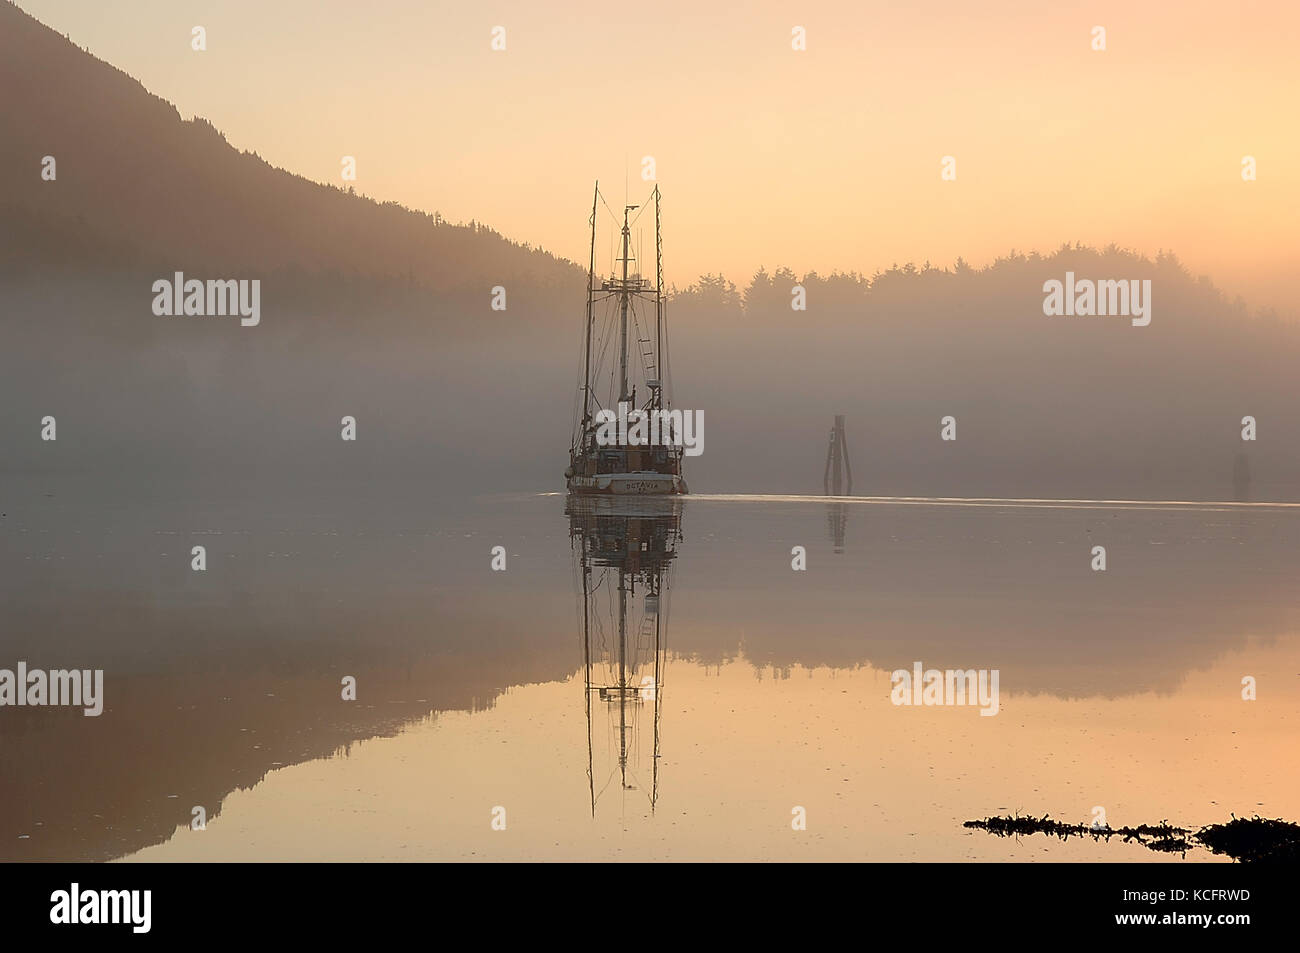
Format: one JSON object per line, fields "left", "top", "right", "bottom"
{"left": 567, "top": 471, "right": 688, "bottom": 496}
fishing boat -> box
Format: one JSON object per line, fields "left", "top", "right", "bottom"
{"left": 566, "top": 183, "right": 688, "bottom": 495}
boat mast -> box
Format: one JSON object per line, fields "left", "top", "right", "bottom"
{"left": 654, "top": 187, "right": 663, "bottom": 411}
{"left": 618, "top": 204, "right": 636, "bottom": 405}
{"left": 582, "top": 182, "right": 598, "bottom": 438}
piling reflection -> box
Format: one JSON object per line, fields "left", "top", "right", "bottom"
{"left": 567, "top": 496, "right": 681, "bottom": 815}
{"left": 826, "top": 503, "right": 848, "bottom": 553}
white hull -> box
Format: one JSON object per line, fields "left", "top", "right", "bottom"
{"left": 567, "top": 471, "right": 687, "bottom": 496}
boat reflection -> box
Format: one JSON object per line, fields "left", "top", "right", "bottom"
{"left": 567, "top": 496, "right": 682, "bottom": 816}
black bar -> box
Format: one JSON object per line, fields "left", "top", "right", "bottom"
{"left": 3, "top": 862, "right": 1273, "bottom": 941}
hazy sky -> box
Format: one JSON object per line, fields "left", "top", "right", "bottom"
{"left": 20, "top": 0, "right": 1299, "bottom": 307}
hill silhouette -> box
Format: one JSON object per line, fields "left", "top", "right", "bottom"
{"left": 0, "top": 0, "right": 580, "bottom": 300}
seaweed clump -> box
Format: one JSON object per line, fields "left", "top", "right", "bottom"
{"left": 1195, "top": 815, "right": 1300, "bottom": 863}
{"left": 964, "top": 812, "right": 1300, "bottom": 862}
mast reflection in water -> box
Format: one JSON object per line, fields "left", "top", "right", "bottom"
{"left": 567, "top": 496, "right": 682, "bottom": 817}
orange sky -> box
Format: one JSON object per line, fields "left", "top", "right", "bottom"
{"left": 21, "top": 0, "right": 1299, "bottom": 309}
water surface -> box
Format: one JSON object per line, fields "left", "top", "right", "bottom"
{"left": 3, "top": 478, "right": 1297, "bottom": 861}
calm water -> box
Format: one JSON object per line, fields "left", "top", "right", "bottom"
{"left": 3, "top": 477, "right": 1298, "bottom": 862}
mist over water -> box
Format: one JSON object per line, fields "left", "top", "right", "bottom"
{"left": 5, "top": 243, "right": 1300, "bottom": 503}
